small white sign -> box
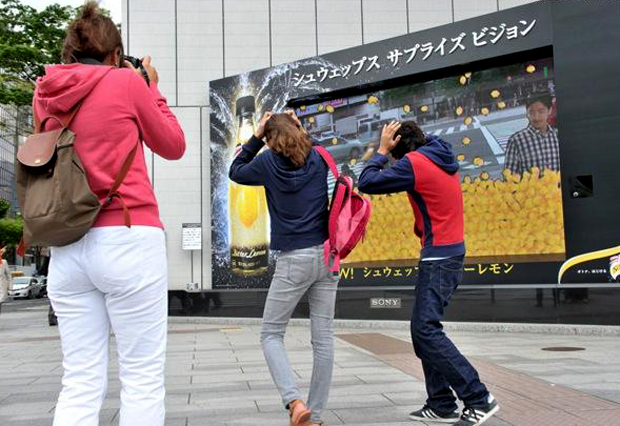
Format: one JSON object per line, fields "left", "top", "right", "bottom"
{"left": 186, "top": 282, "right": 200, "bottom": 292}
{"left": 182, "top": 223, "right": 202, "bottom": 250}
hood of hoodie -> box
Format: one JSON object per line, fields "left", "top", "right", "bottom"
{"left": 417, "top": 135, "right": 459, "bottom": 175}
{"left": 34, "top": 63, "right": 114, "bottom": 115}
{"left": 262, "top": 148, "right": 325, "bottom": 193}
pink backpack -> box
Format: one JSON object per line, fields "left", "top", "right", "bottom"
{"left": 314, "top": 146, "right": 372, "bottom": 272}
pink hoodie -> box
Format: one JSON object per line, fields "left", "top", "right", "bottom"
{"left": 34, "top": 63, "right": 185, "bottom": 229}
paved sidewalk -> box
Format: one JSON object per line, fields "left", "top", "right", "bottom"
{"left": 1, "top": 300, "right": 619, "bottom": 426}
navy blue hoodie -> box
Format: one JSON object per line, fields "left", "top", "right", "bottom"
{"left": 229, "top": 135, "right": 329, "bottom": 251}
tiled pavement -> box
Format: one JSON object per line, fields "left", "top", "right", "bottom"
{"left": 1, "top": 299, "right": 619, "bottom": 426}
{"left": 337, "top": 332, "right": 620, "bottom": 426}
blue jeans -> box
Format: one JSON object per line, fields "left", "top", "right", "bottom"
{"left": 411, "top": 255, "right": 489, "bottom": 414}
{"left": 261, "top": 244, "right": 339, "bottom": 422}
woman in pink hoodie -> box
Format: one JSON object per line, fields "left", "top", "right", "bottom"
{"left": 36, "top": 3, "right": 185, "bottom": 426}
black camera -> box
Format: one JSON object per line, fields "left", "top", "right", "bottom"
{"left": 123, "top": 55, "right": 150, "bottom": 86}
{"left": 124, "top": 55, "right": 142, "bottom": 68}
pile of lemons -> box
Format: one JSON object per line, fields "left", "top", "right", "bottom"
{"left": 344, "top": 167, "right": 565, "bottom": 263}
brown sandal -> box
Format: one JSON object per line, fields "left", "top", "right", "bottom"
{"left": 288, "top": 400, "right": 311, "bottom": 426}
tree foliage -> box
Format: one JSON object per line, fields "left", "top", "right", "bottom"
{"left": 0, "top": 199, "right": 9, "bottom": 218}
{"left": 0, "top": 0, "right": 75, "bottom": 106}
{"left": 0, "top": 216, "right": 23, "bottom": 247}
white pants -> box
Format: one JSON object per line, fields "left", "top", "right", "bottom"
{"left": 48, "top": 226, "right": 168, "bottom": 426}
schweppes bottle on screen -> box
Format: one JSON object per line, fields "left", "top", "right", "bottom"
{"left": 229, "top": 95, "right": 269, "bottom": 276}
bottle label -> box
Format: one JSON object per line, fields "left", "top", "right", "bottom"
{"left": 231, "top": 245, "right": 269, "bottom": 272}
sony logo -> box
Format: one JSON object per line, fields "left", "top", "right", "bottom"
{"left": 370, "top": 298, "right": 402, "bottom": 309}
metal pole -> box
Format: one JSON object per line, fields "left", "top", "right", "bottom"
{"left": 13, "top": 107, "right": 23, "bottom": 267}
{"left": 190, "top": 250, "right": 194, "bottom": 283}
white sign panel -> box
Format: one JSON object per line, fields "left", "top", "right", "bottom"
{"left": 182, "top": 223, "right": 202, "bottom": 250}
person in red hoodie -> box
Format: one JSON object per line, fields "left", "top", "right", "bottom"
{"left": 358, "top": 122, "right": 498, "bottom": 426}
{"left": 35, "top": 3, "right": 185, "bottom": 426}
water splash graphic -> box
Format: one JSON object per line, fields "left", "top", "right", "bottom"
{"left": 210, "top": 58, "right": 340, "bottom": 275}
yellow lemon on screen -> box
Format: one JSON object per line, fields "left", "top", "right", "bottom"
{"left": 456, "top": 106, "right": 464, "bottom": 116}
{"left": 368, "top": 96, "right": 379, "bottom": 104}
{"left": 403, "top": 104, "right": 411, "bottom": 113}
{"left": 464, "top": 116, "right": 473, "bottom": 126}
{"left": 465, "top": 72, "right": 472, "bottom": 78}
{"left": 326, "top": 105, "right": 335, "bottom": 113}
{"left": 490, "top": 90, "right": 501, "bottom": 98}
{"left": 481, "top": 107, "right": 490, "bottom": 115}
{"left": 237, "top": 186, "right": 259, "bottom": 227}
{"left": 462, "top": 137, "right": 471, "bottom": 145}
{"left": 526, "top": 64, "right": 536, "bottom": 73}
{"left": 459, "top": 76, "right": 467, "bottom": 85}
{"left": 497, "top": 101, "right": 507, "bottom": 109}
{"left": 420, "top": 105, "right": 429, "bottom": 112}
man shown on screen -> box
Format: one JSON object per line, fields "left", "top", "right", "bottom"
{"left": 358, "top": 121, "right": 499, "bottom": 426}
{"left": 504, "top": 93, "right": 560, "bottom": 175}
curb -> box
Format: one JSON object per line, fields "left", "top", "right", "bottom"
{"left": 169, "top": 317, "right": 620, "bottom": 336}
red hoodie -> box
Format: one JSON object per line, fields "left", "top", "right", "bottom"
{"left": 33, "top": 63, "right": 185, "bottom": 229}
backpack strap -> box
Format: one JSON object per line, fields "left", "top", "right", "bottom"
{"left": 313, "top": 145, "right": 339, "bottom": 178}
{"left": 314, "top": 145, "right": 349, "bottom": 271}
{"left": 329, "top": 178, "right": 348, "bottom": 244}
{"left": 16, "top": 239, "right": 26, "bottom": 258}
{"left": 102, "top": 143, "right": 139, "bottom": 227}
{"left": 35, "top": 104, "right": 83, "bottom": 134}
{"left": 324, "top": 241, "right": 340, "bottom": 272}
{"left": 33, "top": 107, "right": 42, "bottom": 134}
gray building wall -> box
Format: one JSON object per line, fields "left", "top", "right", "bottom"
{"left": 0, "top": 105, "right": 30, "bottom": 216}
{"left": 121, "top": 0, "right": 538, "bottom": 290}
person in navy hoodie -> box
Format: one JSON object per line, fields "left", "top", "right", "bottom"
{"left": 229, "top": 111, "right": 338, "bottom": 426}
{"left": 358, "top": 121, "right": 499, "bottom": 426}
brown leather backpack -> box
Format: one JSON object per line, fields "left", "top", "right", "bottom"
{"left": 16, "top": 88, "right": 137, "bottom": 249}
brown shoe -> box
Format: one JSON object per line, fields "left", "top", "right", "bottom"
{"left": 300, "top": 416, "right": 323, "bottom": 426}
{"left": 289, "top": 400, "right": 311, "bottom": 426}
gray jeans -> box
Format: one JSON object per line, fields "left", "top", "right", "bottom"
{"left": 261, "top": 244, "right": 339, "bottom": 422}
